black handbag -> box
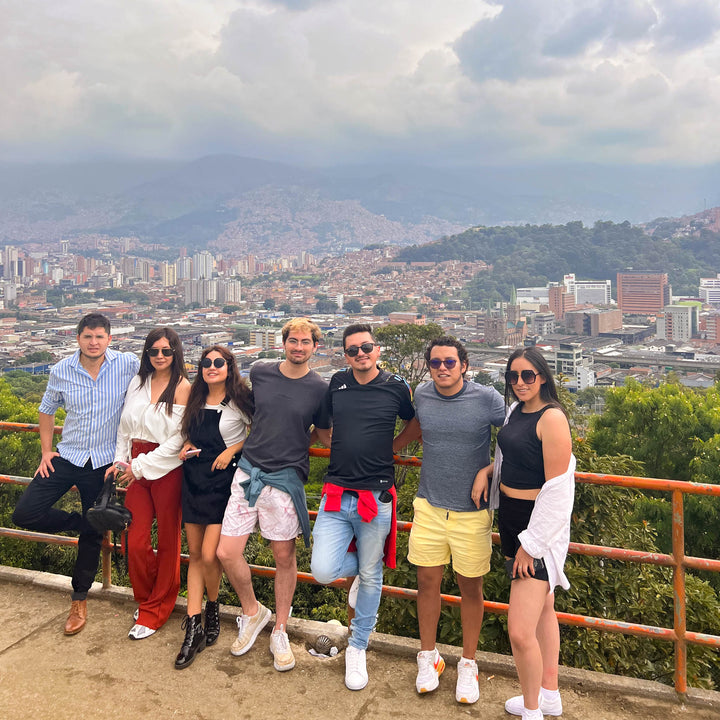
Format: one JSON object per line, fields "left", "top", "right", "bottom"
{"left": 86, "top": 476, "right": 132, "bottom": 534}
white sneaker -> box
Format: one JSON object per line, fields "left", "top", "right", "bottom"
{"left": 128, "top": 624, "right": 155, "bottom": 640}
{"left": 415, "top": 648, "right": 445, "bottom": 693}
{"left": 270, "top": 625, "right": 296, "bottom": 672}
{"left": 230, "top": 602, "right": 272, "bottom": 656}
{"left": 348, "top": 576, "right": 359, "bottom": 609}
{"left": 505, "top": 690, "right": 563, "bottom": 716}
{"left": 345, "top": 645, "right": 368, "bottom": 690}
{"left": 455, "top": 657, "right": 479, "bottom": 704}
{"left": 521, "top": 709, "right": 543, "bottom": 720}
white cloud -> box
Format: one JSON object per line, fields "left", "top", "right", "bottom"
{"left": 2, "top": 0, "right": 720, "bottom": 165}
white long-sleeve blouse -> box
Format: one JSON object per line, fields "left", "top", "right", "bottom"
{"left": 114, "top": 375, "right": 185, "bottom": 481}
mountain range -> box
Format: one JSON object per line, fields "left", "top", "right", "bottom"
{"left": 1, "top": 155, "right": 719, "bottom": 255}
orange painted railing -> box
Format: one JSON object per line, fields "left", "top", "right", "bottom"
{"left": 1, "top": 423, "right": 719, "bottom": 695}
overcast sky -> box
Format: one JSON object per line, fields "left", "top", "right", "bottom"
{"left": 3, "top": 0, "right": 720, "bottom": 166}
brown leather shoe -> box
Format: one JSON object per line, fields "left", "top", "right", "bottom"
{"left": 64, "top": 600, "right": 87, "bottom": 635}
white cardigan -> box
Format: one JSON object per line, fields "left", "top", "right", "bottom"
{"left": 491, "top": 402, "right": 576, "bottom": 591}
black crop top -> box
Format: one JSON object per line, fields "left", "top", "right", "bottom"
{"left": 496, "top": 405, "right": 552, "bottom": 491}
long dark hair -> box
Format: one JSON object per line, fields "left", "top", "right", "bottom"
{"left": 138, "top": 327, "right": 188, "bottom": 416}
{"left": 181, "top": 345, "right": 254, "bottom": 440}
{"left": 504, "top": 346, "right": 566, "bottom": 414}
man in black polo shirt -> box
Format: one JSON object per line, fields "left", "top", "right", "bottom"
{"left": 311, "top": 323, "right": 414, "bottom": 691}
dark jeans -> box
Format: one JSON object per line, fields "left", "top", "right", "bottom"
{"left": 12, "top": 457, "right": 109, "bottom": 600}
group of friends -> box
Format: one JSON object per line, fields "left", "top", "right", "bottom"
{"left": 12, "top": 311, "right": 574, "bottom": 720}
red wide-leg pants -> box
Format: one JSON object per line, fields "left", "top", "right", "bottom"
{"left": 125, "top": 440, "right": 182, "bottom": 630}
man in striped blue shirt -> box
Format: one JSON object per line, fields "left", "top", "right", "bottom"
{"left": 13, "top": 313, "right": 139, "bottom": 635}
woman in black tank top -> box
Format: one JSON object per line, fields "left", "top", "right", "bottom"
{"left": 496, "top": 347, "right": 572, "bottom": 720}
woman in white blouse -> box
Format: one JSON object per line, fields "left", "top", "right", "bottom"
{"left": 111, "top": 328, "right": 191, "bottom": 640}
{"left": 174, "top": 345, "right": 253, "bottom": 669}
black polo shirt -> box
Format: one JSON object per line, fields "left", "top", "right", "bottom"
{"left": 324, "top": 367, "right": 415, "bottom": 491}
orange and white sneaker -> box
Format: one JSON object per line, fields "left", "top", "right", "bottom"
{"left": 455, "top": 657, "right": 479, "bottom": 704}
{"left": 415, "top": 648, "right": 445, "bottom": 693}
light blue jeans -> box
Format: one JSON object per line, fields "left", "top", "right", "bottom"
{"left": 311, "top": 491, "right": 392, "bottom": 650}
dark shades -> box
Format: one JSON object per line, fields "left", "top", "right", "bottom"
{"left": 428, "top": 358, "right": 458, "bottom": 369}
{"left": 147, "top": 347, "right": 174, "bottom": 357}
{"left": 505, "top": 370, "right": 540, "bottom": 385}
{"left": 200, "top": 357, "right": 226, "bottom": 369}
{"left": 345, "top": 342, "right": 376, "bottom": 357}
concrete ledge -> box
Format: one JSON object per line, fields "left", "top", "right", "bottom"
{"left": 2, "top": 564, "right": 718, "bottom": 711}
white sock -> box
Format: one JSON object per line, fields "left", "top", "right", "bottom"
{"left": 540, "top": 687, "right": 560, "bottom": 699}
{"left": 522, "top": 708, "right": 543, "bottom": 720}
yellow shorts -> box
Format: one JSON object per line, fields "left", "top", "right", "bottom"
{"left": 408, "top": 496, "right": 493, "bottom": 578}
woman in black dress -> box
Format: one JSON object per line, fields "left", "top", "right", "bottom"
{"left": 174, "top": 346, "right": 253, "bottom": 669}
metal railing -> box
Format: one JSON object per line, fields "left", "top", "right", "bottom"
{"left": 1, "top": 422, "right": 719, "bottom": 695}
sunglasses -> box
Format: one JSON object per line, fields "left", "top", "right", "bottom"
{"left": 200, "top": 357, "right": 226, "bottom": 369}
{"left": 345, "top": 342, "right": 376, "bottom": 357}
{"left": 505, "top": 370, "right": 540, "bottom": 385}
{"left": 428, "top": 358, "right": 458, "bottom": 370}
{"left": 147, "top": 347, "right": 173, "bottom": 357}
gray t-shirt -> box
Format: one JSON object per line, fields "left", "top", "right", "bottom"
{"left": 415, "top": 380, "right": 506, "bottom": 512}
{"left": 241, "top": 362, "right": 331, "bottom": 483}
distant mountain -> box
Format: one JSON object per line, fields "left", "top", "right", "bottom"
{"left": 1, "top": 155, "right": 719, "bottom": 255}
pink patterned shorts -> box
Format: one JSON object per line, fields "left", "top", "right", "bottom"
{"left": 220, "top": 468, "right": 300, "bottom": 541}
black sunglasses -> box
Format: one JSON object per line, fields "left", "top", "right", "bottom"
{"left": 505, "top": 370, "right": 540, "bottom": 385}
{"left": 345, "top": 342, "right": 376, "bottom": 357}
{"left": 147, "top": 347, "right": 173, "bottom": 357}
{"left": 200, "top": 357, "right": 226, "bottom": 369}
{"left": 428, "top": 358, "right": 457, "bottom": 370}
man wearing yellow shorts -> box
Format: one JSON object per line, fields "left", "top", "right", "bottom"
{"left": 394, "top": 336, "right": 505, "bottom": 704}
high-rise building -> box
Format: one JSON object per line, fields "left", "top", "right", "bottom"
{"left": 656, "top": 304, "right": 699, "bottom": 342}
{"left": 617, "top": 272, "right": 670, "bottom": 314}
{"left": 548, "top": 283, "right": 576, "bottom": 320}
{"left": 699, "top": 274, "right": 720, "bottom": 306}
{"left": 176, "top": 256, "right": 193, "bottom": 280}
{"left": 192, "top": 251, "right": 214, "bottom": 280}
{"left": 160, "top": 262, "right": 177, "bottom": 287}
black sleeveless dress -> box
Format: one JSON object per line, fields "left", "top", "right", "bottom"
{"left": 182, "top": 405, "right": 239, "bottom": 524}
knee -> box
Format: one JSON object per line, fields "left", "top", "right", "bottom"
{"left": 12, "top": 505, "right": 31, "bottom": 528}
{"left": 216, "top": 541, "right": 231, "bottom": 566}
{"left": 202, "top": 548, "right": 220, "bottom": 570}
{"left": 273, "top": 548, "right": 296, "bottom": 571}
{"left": 508, "top": 622, "right": 534, "bottom": 652}
{"left": 310, "top": 555, "right": 336, "bottom": 585}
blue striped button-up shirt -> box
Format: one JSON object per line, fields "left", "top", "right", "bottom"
{"left": 39, "top": 348, "right": 140, "bottom": 469}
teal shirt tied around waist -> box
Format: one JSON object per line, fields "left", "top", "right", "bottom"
{"left": 237, "top": 456, "right": 311, "bottom": 547}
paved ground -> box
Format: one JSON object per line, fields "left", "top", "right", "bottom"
{"left": 0, "top": 567, "right": 718, "bottom": 720}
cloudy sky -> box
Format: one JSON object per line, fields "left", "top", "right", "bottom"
{"left": 3, "top": 0, "right": 720, "bottom": 166}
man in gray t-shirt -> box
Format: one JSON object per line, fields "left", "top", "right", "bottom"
{"left": 217, "top": 318, "right": 330, "bottom": 674}
{"left": 394, "top": 336, "right": 505, "bottom": 704}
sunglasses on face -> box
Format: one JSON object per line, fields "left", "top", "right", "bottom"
{"left": 200, "top": 357, "right": 226, "bottom": 369}
{"left": 428, "top": 358, "right": 458, "bottom": 370}
{"left": 505, "top": 370, "right": 540, "bottom": 385}
{"left": 147, "top": 347, "right": 173, "bottom": 357}
{"left": 345, "top": 342, "right": 376, "bottom": 357}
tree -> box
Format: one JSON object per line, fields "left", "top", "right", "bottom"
{"left": 372, "top": 300, "right": 405, "bottom": 316}
{"left": 587, "top": 379, "right": 720, "bottom": 580}
{"left": 222, "top": 305, "right": 240, "bottom": 314}
{"left": 278, "top": 303, "right": 292, "bottom": 314}
{"left": 19, "top": 351, "right": 55, "bottom": 364}
{"left": 374, "top": 322, "right": 444, "bottom": 388}
{"left": 263, "top": 298, "right": 276, "bottom": 310}
{"left": 316, "top": 299, "right": 339, "bottom": 314}
{"left": 343, "top": 299, "right": 362, "bottom": 314}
